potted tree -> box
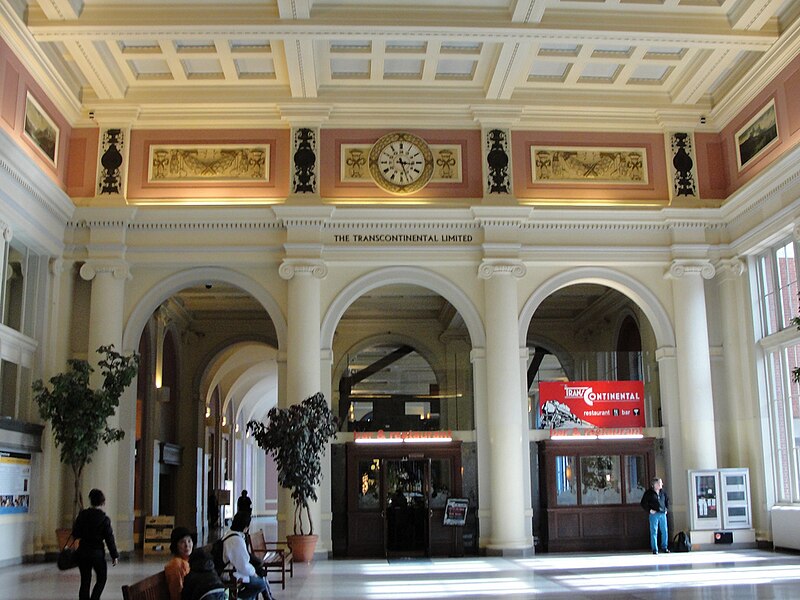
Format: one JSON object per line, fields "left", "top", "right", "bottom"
{"left": 33, "top": 344, "right": 139, "bottom": 543}
{"left": 246, "top": 392, "right": 338, "bottom": 562}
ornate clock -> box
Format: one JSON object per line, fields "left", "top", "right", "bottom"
{"left": 368, "top": 132, "right": 434, "bottom": 194}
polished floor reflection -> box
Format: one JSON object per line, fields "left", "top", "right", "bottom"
{"left": 3, "top": 549, "right": 800, "bottom": 599}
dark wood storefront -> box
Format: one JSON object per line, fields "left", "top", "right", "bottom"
{"left": 539, "top": 438, "right": 655, "bottom": 552}
{"left": 346, "top": 441, "right": 464, "bottom": 558}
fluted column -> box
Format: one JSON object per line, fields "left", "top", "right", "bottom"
{"left": 278, "top": 259, "right": 326, "bottom": 547}
{"left": 79, "top": 259, "right": 130, "bottom": 536}
{"left": 479, "top": 260, "right": 531, "bottom": 553}
{"left": 667, "top": 259, "right": 718, "bottom": 470}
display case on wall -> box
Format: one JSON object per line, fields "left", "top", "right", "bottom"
{"left": 688, "top": 468, "right": 752, "bottom": 531}
{"left": 688, "top": 470, "right": 722, "bottom": 530}
{"left": 720, "top": 468, "right": 751, "bottom": 529}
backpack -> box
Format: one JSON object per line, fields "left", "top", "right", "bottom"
{"left": 671, "top": 530, "right": 691, "bottom": 552}
{"left": 211, "top": 533, "right": 237, "bottom": 575}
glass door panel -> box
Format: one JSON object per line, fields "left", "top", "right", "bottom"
{"left": 384, "top": 459, "right": 427, "bottom": 555}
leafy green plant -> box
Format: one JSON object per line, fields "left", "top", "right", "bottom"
{"left": 33, "top": 345, "right": 139, "bottom": 516}
{"left": 247, "top": 392, "right": 338, "bottom": 536}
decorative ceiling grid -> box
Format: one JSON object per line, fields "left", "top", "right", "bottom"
{"left": 5, "top": 0, "right": 799, "bottom": 127}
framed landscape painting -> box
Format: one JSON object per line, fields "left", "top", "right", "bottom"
{"left": 23, "top": 92, "right": 59, "bottom": 165}
{"left": 736, "top": 99, "right": 778, "bottom": 170}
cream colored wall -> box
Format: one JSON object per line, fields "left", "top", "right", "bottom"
{"left": 4, "top": 144, "right": 800, "bottom": 560}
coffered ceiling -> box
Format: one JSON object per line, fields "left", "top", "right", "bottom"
{"left": 3, "top": 0, "right": 798, "bottom": 129}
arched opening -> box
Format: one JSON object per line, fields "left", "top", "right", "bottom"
{"left": 126, "top": 272, "right": 283, "bottom": 547}
{"left": 616, "top": 314, "right": 643, "bottom": 381}
{"left": 330, "top": 282, "right": 476, "bottom": 559}
{"left": 524, "top": 282, "right": 661, "bottom": 553}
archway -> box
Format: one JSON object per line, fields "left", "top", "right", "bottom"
{"left": 122, "top": 268, "right": 285, "bottom": 543}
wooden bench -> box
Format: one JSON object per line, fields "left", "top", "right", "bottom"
{"left": 121, "top": 570, "right": 169, "bottom": 600}
{"left": 249, "top": 529, "right": 294, "bottom": 590}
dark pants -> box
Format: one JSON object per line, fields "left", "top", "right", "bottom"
{"left": 238, "top": 575, "right": 271, "bottom": 600}
{"left": 77, "top": 550, "right": 107, "bottom": 600}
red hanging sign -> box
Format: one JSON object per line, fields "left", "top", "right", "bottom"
{"left": 538, "top": 380, "right": 645, "bottom": 429}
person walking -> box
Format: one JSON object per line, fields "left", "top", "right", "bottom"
{"left": 237, "top": 490, "right": 252, "bottom": 515}
{"left": 640, "top": 477, "right": 670, "bottom": 555}
{"left": 71, "top": 489, "right": 119, "bottom": 600}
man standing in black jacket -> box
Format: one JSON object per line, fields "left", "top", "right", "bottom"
{"left": 640, "top": 477, "right": 670, "bottom": 555}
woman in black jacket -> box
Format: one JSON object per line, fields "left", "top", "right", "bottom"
{"left": 71, "top": 488, "right": 119, "bottom": 600}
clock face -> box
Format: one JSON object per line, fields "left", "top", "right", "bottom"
{"left": 368, "top": 132, "right": 434, "bottom": 194}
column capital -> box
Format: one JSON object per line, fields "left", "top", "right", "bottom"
{"left": 655, "top": 346, "right": 677, "bottom": 361}
{"left": 0, "top": 219, "right": 11, "bottom": 242}
{"left": 665, "top": 259, "right": 715, "bottom": 280}
{"left": 478, "top": 259, "right": 526, "bottom": 280}
{"left": 48, "top": 257, "right": 63, "bottom": 275}
{"left": 714, "top": 257, "right": 746, "bottom": 280}
{"left": 792, "top": 222, "right": 800, "bottom": 242}
{"left": 279, "top": 259, "right": 328, "bottom": 280}
{"left": 79, "top": 259, "right": 131, "bottom": 281}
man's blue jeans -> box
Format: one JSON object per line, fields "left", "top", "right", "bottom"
{"left": 648, "top": 511, "right": 668, "bottom": 553}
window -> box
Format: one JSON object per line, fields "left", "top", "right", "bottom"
{"left": 756, "top": 239, "right": 799, "bottom": 337}
{"left": 755, "top": 237, "right": 800, "bottom": 503}
{"left": 765, "top": 344, "right": 800, "bottom": 502}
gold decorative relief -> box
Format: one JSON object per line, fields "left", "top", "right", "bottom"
{"left": 148, "top": 144, "right": 269, "bottom": 182}
{"left": 532, "top": 146, "right": 647, "bottom": 184}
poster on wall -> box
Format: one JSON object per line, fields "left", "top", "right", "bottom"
{"left": 537, "top": 381, "right": 645, "bottom": 429}
{"left": 0, "top": 451, "right": 31, "bottom": 514}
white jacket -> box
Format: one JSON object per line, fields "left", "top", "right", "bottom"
{"left": 221, "top": 531, "right": 256, "bottom": 583}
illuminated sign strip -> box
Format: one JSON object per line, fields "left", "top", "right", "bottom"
{"left": 551, "top": 427, "right": 644, "bottom": 440}
{"left": 354, "top": 430, "right": 453, "bottom": 444}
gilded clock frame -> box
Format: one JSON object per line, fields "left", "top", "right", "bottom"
{"left": 368, "top": 132, "right": 434, "bottom": 194}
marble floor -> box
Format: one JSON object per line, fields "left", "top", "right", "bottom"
{"left": 2, "top": 549, "right": 800, "bottom": 599}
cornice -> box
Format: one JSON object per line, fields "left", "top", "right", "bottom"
{"left": 711, "top": 18, "right": 800, "bottom": 130}
{"left": 0, "top": 1, "right": 81, "bottom": 123}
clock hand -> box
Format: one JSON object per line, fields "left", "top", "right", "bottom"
{"left": 397, "top": 157, "right": 410, "bottom": 180}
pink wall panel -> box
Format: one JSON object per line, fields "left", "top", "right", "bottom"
{"left": 1, "top": 64, "right": 19, "bottom": 130}
{"left": 66, "top": 128, "right": 99, "bottom": 198}
{"left": 319, "top": 129, "right": 483, "bottom": 201}
{"left": 511, "top": 131, "right": 668, "bottom": 204}
{"left": 784, "top": 64, "right": 800, "bottom": 137}
{"left": 694, "top": 135, "right": 728, "bottom": 200}
{"left": 127, "top": 129, "right": 290, "bottom": 201}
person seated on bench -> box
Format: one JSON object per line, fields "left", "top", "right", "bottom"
{"left": 223, "top": 511, "right": 275, "bottom": 600}
{"left": 165, "top": 527, "right": 195, "bottom": 600}
{"left": 182, "top": 548, "right": 226, "bottom": 600}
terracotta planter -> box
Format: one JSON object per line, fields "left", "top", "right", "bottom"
{"left": 286, "top": 534, "right": 318, "bottom": 562}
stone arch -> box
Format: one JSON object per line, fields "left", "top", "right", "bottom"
{"left": 519, "top": 267, "right": 675, "bottom": 348}
{"left": 321, "top": 266, "right": 485, "bottom": 350}
{"left": 122, "top": 266, "right": 286, "bottom": 353}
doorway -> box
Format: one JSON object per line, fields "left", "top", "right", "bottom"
{"left": 346, "top": 442, "right": 463, "bottom": 558}
{"left": 385, "top": 459, "right": 429, "bottom": 556}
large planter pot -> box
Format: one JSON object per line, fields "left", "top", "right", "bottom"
{"left": 287, "top": 534, "right": 318, "bottom": 563}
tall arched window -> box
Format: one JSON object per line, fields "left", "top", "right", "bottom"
{"left": 616, "top": 315, "right": 642, "bottom": 381}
